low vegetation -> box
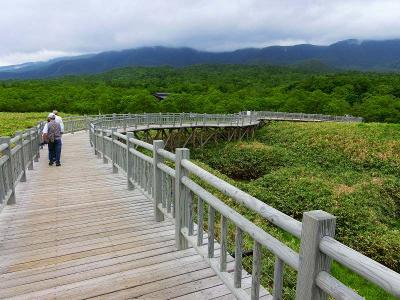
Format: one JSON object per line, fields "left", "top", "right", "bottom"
{"left": 193, "top": 121, "right": 399, "bottom": 299}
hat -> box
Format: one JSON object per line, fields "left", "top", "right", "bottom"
{"left": 48, "top": 113, "right": 56, "bottom": 119}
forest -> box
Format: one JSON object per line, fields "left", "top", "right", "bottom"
{"left": 0, "top": 64, "right": 399, "bottom": 123}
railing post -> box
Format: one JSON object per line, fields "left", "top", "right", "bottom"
{"left": 71, "top": 119, "right": 75, "bottom": 134}
{"left": 126, "top": 132, "right": 134, "bottom": 190}
{"left": 175, "top": 148, "right": 189, "bottom": 250}
{"left": 93, "top": 125, "right": 98, "bottom": 155}
{"left": 33, "top": 127, "right": 40, "bottom": 162}
{"left": 153, "top": 140, "right": 165, "bottom": 222}
{"left": 111, "top": 127, "right": 118, "bottom": 173}
{"left": 26, "top": 129, "right": 33, "bottom": 170}
{"left": 16, "top": 131, "right": 27, "bottom": 182}
{"left": 295, "top": 210, "right": 336, "bottom": 300}
{"left": 112, "top": 113, "right": 116, "bottom": 127}
{"left": 0, "top": 137, "right": 16, "bottom": 205}
{"left": 102, "top": 129, "right": 108, "bottom": 163}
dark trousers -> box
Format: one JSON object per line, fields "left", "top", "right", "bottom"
{"left": 48, "top": 139, "right": 62, "bottom": 163}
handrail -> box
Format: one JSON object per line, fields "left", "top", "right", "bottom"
{"left": 85, "top": 111, "right": 400, "bottom": 300}
{"left": 320, "top": 236, "right": 400, "bottom": 297}
{"left": 0, "top": 122, "right": 43, "bottom": 212}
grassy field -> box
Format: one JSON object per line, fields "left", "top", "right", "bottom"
{"left": 0, "top": 112, "right": 75, "bottom": 136}
{"left": 192, "top": 121, "right": 399, "bottom": 299}
{"left": 0, "top": 112, "right": 49, "bottom": 136}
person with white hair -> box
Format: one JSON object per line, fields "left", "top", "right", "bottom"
{"left": 53, "top": 110, "right": 64, "bottom": 133}
{"left": 42, "top": 113, "right": 62, "bottom": 166}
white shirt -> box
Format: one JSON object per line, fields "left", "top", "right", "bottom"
{"left": 55, "top": 115, "right": 64, "bottom": 133}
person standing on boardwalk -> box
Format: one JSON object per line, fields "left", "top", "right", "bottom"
{"left": 43, "top": 113, "right": 62, "bottom": 166}
{"left": 53, "top": 110, "right": 64, "bottom": 134}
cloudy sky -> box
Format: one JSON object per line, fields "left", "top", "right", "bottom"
{"left": 1, "top": 0, "right": 400, "bottom": 66}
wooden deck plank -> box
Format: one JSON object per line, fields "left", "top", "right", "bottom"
{"left": 0, "top": 131, "right": 237, "bottom": 300}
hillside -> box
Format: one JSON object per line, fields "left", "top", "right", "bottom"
{"left": 1, "top": 39, "right": 400, "bottom": 79}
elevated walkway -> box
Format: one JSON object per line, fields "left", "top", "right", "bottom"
{"left": 0, "top": 132, "right": 251, "bottom": 299}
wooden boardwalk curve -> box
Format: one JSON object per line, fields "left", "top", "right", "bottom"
{"left": 0, "top": 132, "right": 250, "bottom": 299}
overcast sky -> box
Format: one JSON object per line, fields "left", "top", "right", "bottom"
{"left": 1, "top": 0, "right": 400, "bottom": 66}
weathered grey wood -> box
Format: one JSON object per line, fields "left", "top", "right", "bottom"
{"left": 181, "top": 176, "right": 299, "bottom": 270}
{"left": 153, "top": 140, "right": 164, "bottom": 222}
{"left": 251, "top": 240, "right": 262, "bottom": 300}
{"left": 295, "top": 210, "right": 336, "bottom": 300}
{"left": 0, "top": 137, "right": 16, "bottom": 205}
{"left": 0, "top": 132, "right": 235, "bottom": 300}
{"left": 234, "top": 226, "right": 243, "bottom": 288}
{"left": 174, "top": 148, "right": 190, "bottom": 250}
{"left": 320, "top": 236, "right": 400, "bottom": 298}
{"left": 111, "top": 127, "right": 118, "bottom": 173}
{"left": 316, "top": 271, "right": 364, "bottom": 300}
{"left": 126, "top": 132, "right": 134, "bottom": 190}
{"left": 273, "top": 256, "right": 284, "bottom": 300}
{"left": 27, "top": 129, "right": 33, "bottom": 170}
{"left": 220, "top": 215, "right": 227, "bottom": 272}
{"left": 208, "top": 205, "right": 215, "bottom": 258}
{"left": 188, "top": 190, "right": 194, "bottom": 235}
{"left": 181, "top": 159, "right": 302, "bottom": 238}
{"left": 102, "top": 128, "right": 108, "bottom": 163}
{"left": 16, "top": 131, "right": 27, "bottom": 182}
{"left": 197, "top": 196, "right": 204, "bottom": 246}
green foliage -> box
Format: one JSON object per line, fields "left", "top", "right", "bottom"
{"left": 0, "top": 112, "right": 72, "bottom": 136}
{"left": 193, "top": 121, "right": 400, "bottom": 298}
{"left": 193, "top": 141, "right": 287, "bottom": 180}
{"left": 0, "top": 65, "right": 399, "bottom": 122}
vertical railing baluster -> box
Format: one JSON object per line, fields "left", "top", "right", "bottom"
{"left": 188, "top": 190, "right": 194, "bottom": 235}
{"left": 197, "top": 196, "right": 204, "bottom": 246}
{"left": 234, "top": 227, "right": 243, "bottom": 288}
{"left": 102, "top": 128, "right": 108, "bottom": 163}
{"left": 220, "top": 215, "right": 227, "bottom": 272}
{"left": 153, "top": 140, "right": 164, "bottom": 222}
{"left": 27, "top": 130, "right": 33, "bottom": 170}
{"left": 207, "top": 205, "right": 215, "bottom": 258}
{"left": 251, "top": 241, "right": 262, "bottom": 300}
{"left": 111, "top": 128, "right": 118, "bottom": 173}
{"left": 273, "top": 256, "right": 284, "bottom": 300}
{"left": 16, "top": 132, "right": 26, "bottom": 182}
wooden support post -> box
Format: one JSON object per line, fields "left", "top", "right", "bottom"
{"left": 111, "top": 127, "right": 118, "bottom": 173}
{"left": 126, "top": 132, "right": 134, "bottom": 190}
{"left": 16, "top": 131, "right": 27, "bottom": 182}
{"left": 295, "top": 210, "right": 336, "bottom": 300}
{"left": 102, "top": 129, "right": 108, "bottom": 163}
{"left": 153, "top": 140, "right": 165, "bottom": 222}
{"left": 33, "top": 127, "right": 39, "bottom": 162}
{"left": 93, "top": 125, "right": 98, "bottom": 155}
{"left": 0, "top": 137, "right": 16, "bottom": 205}
{"left": 27, "top": 129, "right": 33, "bottom": 170}
{"left": 175, "top": 148, "right": 189, "bottom": 250}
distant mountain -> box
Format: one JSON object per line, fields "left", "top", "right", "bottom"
{"left": 1, "top": 39, "right": 400, "bottom": 79}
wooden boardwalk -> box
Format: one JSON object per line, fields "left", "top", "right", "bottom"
{"left": 0, "top": 132, "right": 245, "bottom": 299}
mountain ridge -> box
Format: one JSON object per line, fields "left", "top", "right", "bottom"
{"left": 1, "top": 39, "right": 400, "bottom": 79}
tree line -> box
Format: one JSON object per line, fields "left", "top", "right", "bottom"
{"left": 0, "top": 64, "right": 399, "bottom": 122}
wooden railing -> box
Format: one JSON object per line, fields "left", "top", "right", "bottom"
{"left": 62, "top": 111, "right": 362, "bottom": 133}
{"left": 88, "top": 114, "right": 399, "bottom": 300}
{"left": 0, "top": 123, "right": 43, "bottom": 212}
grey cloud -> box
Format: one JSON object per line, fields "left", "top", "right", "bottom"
{"left": 0, "top": 0, "right": 400, "bottom": 65}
